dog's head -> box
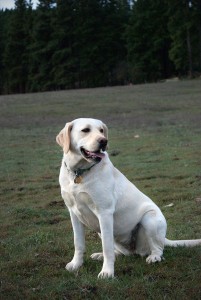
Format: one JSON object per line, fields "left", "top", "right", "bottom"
{"left": 56, "top": 118, "right": 108, "bottom": 163}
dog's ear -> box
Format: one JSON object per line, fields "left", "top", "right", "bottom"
{"left": 56, "top": 122, "right": 72, "bottom": 153}
{"left": 102, "top": 123, "right": 108, "bottom": 140}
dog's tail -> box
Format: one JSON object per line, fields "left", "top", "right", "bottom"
{"left": 165, "top": 238, "right": 201, "bottom": 247}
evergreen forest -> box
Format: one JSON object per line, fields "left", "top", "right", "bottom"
{"left": 0, "top": 0, "right": 201, "bottom": 94}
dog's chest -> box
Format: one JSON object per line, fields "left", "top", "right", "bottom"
{"left": 61, "top": 186, "right": 100, "bottom": 230}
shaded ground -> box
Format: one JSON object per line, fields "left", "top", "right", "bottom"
{"left": 0, "top": 79, "right": 200, "bottom": 130}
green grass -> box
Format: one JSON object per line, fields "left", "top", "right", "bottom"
{"left": 0, "top": 79, "right": 201, "bottom": 299}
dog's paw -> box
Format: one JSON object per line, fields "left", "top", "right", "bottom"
{"left": 90, "top": 252, "right": 104, "bottom": 261}
{"left": 146, "top": 254, "right": 162, "bottom": 264}
{"left": 98, "top": 268, "right": 114, "bottom": 279}
{"left": 65, "top": 259, "right": 82, "bottom": 272}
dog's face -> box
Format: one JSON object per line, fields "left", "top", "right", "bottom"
{"left": 56, "top": 118, "right": 108, "bottom": 163}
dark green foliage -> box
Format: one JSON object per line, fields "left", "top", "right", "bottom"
{"left": 127, "top": 0, "right": 173, "bottom": 83}
{"left": 168, "top": 0, "right": 201, "bottom": 77}
{"left": 51, "top": 0, "right": 77, "bottom": 89}
{"left": 2, "top": 0, "right": 29, "bottom": 93}
{"left": 51, "top": 0, "right": 129, "bottom": 89}
{"left": 28, "top": 0, "right": 56, "bottom": 91}
{"left": 0, "top": 0, "right": 201, "bottom": 94}
{"left": 0, "top": 10, "right": 8, "bottom": 92}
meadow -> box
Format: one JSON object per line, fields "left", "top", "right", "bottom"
{"left": 0, "top": 79, "right": 201, "bottom": 299}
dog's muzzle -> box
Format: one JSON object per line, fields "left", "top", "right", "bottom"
{"left": 81, "top": 138, "right": 108, "bottom": 162}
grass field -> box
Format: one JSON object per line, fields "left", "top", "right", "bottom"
{"left": 0, "top": 79, "right": 201, "bottom": 299}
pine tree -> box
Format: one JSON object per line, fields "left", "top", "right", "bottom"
{"left": 194, "top": 0, "right": 201, "bottom": 72}
{"left": 100, "top": 0, "right": 130, "bottom": 85}
{"left": 51, "top": 0, "right": 77, "bottom": 89}
{"left": 3, "top": 0, "right": 30, "bottom": 93}
{"left": 0, "top": 9, "right": 9, "bottom": 93}
{"left": 73, "top": 0, "right": 129, "bottom": 87}
{"left": 127, "top": 0, "right": 173, "bottom": 83}
{"left": 73, "top": 0, "right": 105, "bottom": 87}
{"left": 28, "top": 0, "right": 56, "bottom": 91}
{"left": 168, "top": 0, "right": 201, "bottom": 77}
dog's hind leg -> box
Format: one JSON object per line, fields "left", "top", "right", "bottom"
{"left": 140, "top": 209, "right": 167, "bottom": 263}
{"left": 91, "top": 241, "right": 130, "bottom": 261}
{"left": 90, "top": 233, "right": 104, "bottom": 261}
{"left": 114, "top": 241, "right": 131, "bottom": 256}
{"left": 91, "top": 252, "right": 104, "bottom": 261}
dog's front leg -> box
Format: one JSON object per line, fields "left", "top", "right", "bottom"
{"left": 98, "top": 212, "right": 115, "bottom": 278}
{"left": 66, "top": 209, "right": 85, "bottom": 272}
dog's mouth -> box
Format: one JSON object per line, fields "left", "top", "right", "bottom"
{"left": 80, "top": 147, "right": 105, "bottom": 162}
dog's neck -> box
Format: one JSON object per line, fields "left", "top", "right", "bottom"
{"left": 63, "top": 151, "right": 98, "bottom": 173}
{"left": 63, "top": 160, "right": 97, "bottom": 181}
{"left": 63, "top": 151, "right": 99, "bottom": 184}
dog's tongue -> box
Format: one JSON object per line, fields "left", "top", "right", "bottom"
{"left": 86, "top": 150, "right": 105, "bottom": 159}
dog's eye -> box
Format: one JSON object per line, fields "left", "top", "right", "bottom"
{"left": 100, "top": 128, "right": 104, "bottom": 133}
{"left": 82, "top": 128, "right": 90, "bottom": 133}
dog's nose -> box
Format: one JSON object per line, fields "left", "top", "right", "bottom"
{"left": 98, "top": 138, "right": 108, "bottom": 148}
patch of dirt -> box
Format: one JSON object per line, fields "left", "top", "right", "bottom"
{"left": 47, "top": 200, "right": 64, "bottom": 208}
{"left": 48, "top": 217, "right": 63, "bottom": 225}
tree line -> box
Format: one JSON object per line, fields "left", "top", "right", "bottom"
{"left": 0, "top": 0, "right": 201, "bottom": 94}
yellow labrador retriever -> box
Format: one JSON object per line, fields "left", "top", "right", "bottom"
{"left": 56, "top": 118, "right": 201, "bottom": 278}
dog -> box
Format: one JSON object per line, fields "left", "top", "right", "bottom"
{"left": 56, "top": 118, "right": 201, "bottom": 278}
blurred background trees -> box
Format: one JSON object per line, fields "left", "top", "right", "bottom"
{"left": 0, "top": 0, "right": 200, "bottom": 94}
